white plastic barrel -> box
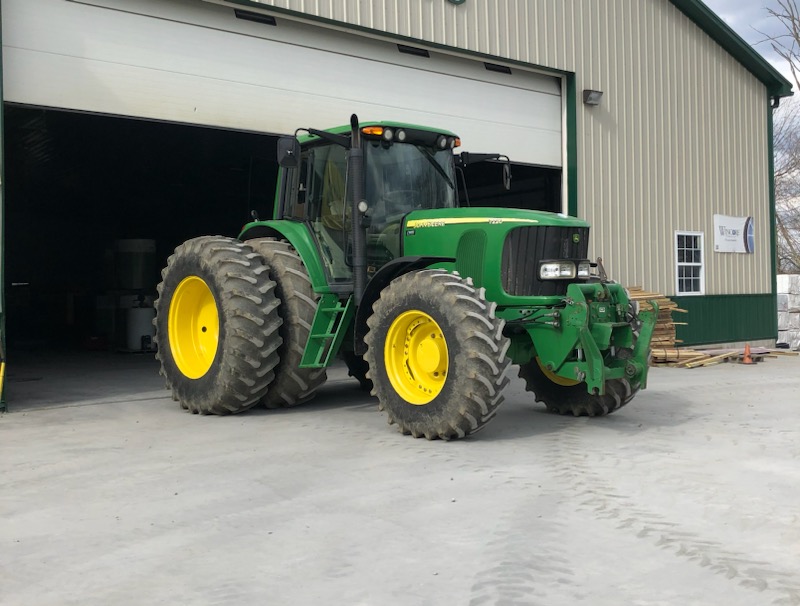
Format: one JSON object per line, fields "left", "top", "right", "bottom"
{"left": 127, "top": 307, "right": 156, "bottom": 351}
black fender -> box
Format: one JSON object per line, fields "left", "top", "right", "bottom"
{"left": 353, "top": 256, "right": 455, "bottom": 356}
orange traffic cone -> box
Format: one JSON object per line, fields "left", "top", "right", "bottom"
{"left": 741, "top": 343, "right": 755, "bottom": 365}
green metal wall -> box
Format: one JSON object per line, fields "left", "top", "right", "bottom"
{"left": 673, "top": 294, "right": 777, "bottom": 346}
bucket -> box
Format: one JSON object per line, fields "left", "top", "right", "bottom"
{"left": 116, "top": 239, "right": 157, "bottom": 290}
{"left": 126, "top": 307, "right": 156, "bottom": 351}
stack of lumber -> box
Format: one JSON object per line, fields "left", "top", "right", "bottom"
{"left": 659, "top": 347, "right": 798, "bottom": 368}
{"left": 624, "top": 287, "right": 800, "bottom": 367}
{"left": 626, "top": 287, "right": 688, "bottom": 364}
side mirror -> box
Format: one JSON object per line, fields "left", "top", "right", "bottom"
{"left": 502, "top": 163, "right": 512, "bottom": 191}
{"left": 277, "top": 137, "right": 301, "bottom": 168}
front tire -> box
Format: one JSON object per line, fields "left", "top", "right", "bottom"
{"left": 364, "top": 270, "right": 511, "bottom": 440}
{"left": 154, "top": 236, "right": 283, "bottom": 414}
{"left": 518, "top": 357, "right": 635, "bottom": 417}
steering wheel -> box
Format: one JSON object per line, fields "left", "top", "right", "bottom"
{"left": 382, "top": 190, "right": 423, "bottom": 216}
{"left": 377, "top": 221, "right": 402, "bottom": 259}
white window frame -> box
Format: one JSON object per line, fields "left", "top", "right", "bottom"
{"left": 675, "top": 231, "right": 705, "bottom": 295}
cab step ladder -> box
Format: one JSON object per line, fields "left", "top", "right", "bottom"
{"left": 299, "top": 294, "right": 354, "bottom": 368}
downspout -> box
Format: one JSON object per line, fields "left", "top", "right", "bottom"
{"left": 0, "top": 0, "right": 6, "bottom": 412}
{"left": 768, "top": 92, "right": 779, "bottom": 342}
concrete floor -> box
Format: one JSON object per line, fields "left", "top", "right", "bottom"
{"left": 1, "top": 352, "right": 799, "bottom": 606}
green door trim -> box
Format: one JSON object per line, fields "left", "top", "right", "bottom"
{"left": 565, "top": 73, "right": 578, "bottom": 217}
{"left": 0, "top": 0, "right": 7, "bottom": 412}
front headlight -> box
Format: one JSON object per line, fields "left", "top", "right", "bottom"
{"left": 540, "top": 261, "right": 576, "bottom": 279}
{"left": 577, "top": 261, "right": 592, "bottom": 278}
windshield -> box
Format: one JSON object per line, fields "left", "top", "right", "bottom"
{"left": 282, "top": 139, "right": 458, "bottom": 284}
{"left": 365, "top": 142, "right": 456, "bottom": 227}
{"left": 362, "top": 141, "right": 456, "bottom": 272}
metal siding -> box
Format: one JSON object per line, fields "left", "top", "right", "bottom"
{"left": 243, "top": 0, "right": 772, "bottom": 297}
{"left": 575, "top": 0, "right": 771, "bottom": 297}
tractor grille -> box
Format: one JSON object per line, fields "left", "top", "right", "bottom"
{"left": 501, "top": 226, "right": 590, "bottom": 296}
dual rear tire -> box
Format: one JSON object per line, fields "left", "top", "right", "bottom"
{"left": 154, "top": 236, "right": 326, "bottom": 414}
{"left": 247, "top": 238, "right": 327, "bottom": 408}
{"left": 154, "top": 236, "right": 283, "bottom": 414}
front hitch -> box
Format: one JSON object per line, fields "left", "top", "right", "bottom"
{"left": 524, "top": 282, "right": 658, "bottom": 395}
{"left": 629, "top": 300, "right": 658, "bottom": 389}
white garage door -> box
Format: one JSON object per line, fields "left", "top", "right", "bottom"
{"left": 2, "top": 0, "right": 563, "bottom": 167}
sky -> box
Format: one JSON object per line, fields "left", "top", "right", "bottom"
{"left": 703, "top": 0, "right": 794, "bottom": 83}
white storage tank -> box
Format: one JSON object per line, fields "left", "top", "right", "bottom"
{"left": 126, "top": 307, "right": 156, "bottom": 351}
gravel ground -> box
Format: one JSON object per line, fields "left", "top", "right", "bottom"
{"left": 1, "top": 353, "right": 799, "bottom": 606}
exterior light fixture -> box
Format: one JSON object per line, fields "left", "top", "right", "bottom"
{"left": 582, "top": 89, "right": 603, "bottom": 106}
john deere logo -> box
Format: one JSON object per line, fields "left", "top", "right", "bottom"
{"left": 572, "top": 233, "right": 581, "bottom": 244}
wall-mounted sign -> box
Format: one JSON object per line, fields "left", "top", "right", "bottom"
{"left": 713, "top": 214, "right": 754, "bottom": 254}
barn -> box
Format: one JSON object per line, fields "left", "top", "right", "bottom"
{"left": 0, "top": 0, "right": 791, "bottom": 407}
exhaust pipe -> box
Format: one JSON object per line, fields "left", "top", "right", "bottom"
{"left": 348, "top": 114, "right": 367, "bottom": 304}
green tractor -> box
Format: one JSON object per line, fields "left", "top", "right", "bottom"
{"left": 154, "top": 115, "right": 657, "bottom": 439}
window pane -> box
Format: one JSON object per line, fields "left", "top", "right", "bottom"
{"left": 676, "top": 232, "right": 702, "bottom": 294}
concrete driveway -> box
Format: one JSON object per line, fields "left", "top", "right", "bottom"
{"left": 2, "top": 353, "right": 799, "bottom": 606}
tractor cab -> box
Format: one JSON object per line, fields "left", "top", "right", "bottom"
{"left": 278, "top": 122, "right": 459, "bottom": 283}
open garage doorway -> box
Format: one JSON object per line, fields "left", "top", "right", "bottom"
{"left": 3, "top": 104, "right": 280, "bottom": 370}
{"left": 458, "top": 160, "right": 562, "bottom": 213}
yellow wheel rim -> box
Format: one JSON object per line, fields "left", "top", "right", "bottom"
{"left": 168, "top": 276, "right": 219, "bottom": 379}
{"left": 385, "top": 310, "right": 448, "bottom": 405}
{"left": 536, "top": 356, "right": 581, "bottom": 386}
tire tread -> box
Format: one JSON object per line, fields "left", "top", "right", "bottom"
{"left": 154, "top": 235, "right": 282, "bottom": 415}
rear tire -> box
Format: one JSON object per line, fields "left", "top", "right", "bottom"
{"left": 365, "top": 270, "right": 511, "bottom": 440}
{"left": 248, "top": 238, "right": 327, "bottom": 408}
{"left": 154, "top": 236, "right": 283, "bottom": 414}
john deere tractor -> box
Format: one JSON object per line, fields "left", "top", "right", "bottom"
{"left": 154, "top": 115, "right": 656, "bottom": 439}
